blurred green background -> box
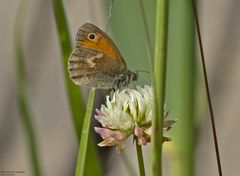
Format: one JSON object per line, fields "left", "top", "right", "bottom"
{"left": 0, "top": 0, "right": 239, "bottom": 175}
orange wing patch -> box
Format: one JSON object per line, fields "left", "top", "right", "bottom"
{"left": 81, "top": 33, "right": 122, "bottom": 63}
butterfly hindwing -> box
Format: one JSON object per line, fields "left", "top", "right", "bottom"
{"left": 68, "top": 48, "right": 126, "bottom": 88}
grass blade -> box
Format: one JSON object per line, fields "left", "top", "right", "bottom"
{"left": 52, "top": 1, "right": 102, "bottom": 175}
{"left": 150, "top": 0, "right": 169, "bottom": 175}
{"left": 75, "top": 88, "right": 95, "bottom": 176}
{"left": 14, "top": 0, "right": 42, "bottom": 175}
{"left": 165, "top": 1, "right": 196, "bottom": 176}
{"left": 52, "top": 0, "right": 85, "bottom": 137}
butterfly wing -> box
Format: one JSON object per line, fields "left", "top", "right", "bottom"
{"left": 67, "top": 23, "right": 136, "bottom": 89}
{"left": 68, "top": 48, "right": 126, "bottom": 88}
{"left": 75, "top": 23, "right": 127, "bottom": 65}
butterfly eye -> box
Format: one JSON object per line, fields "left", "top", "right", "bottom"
{"left": 88, "top": 33, "right": 96, "bottom": 40}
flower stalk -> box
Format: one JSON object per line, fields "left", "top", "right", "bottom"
{"left": 136, "top": 142, "right": 145, "bottom": 176}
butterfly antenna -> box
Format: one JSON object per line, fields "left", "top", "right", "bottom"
{"left": 105, "top": 0, "right": 114, "bottom": 32}
{"left": 136, "top": 69, "right": 150, "bottom": 74}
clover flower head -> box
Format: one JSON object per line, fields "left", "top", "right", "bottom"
{"left": 94, "top": 85, "right": 176, "bottom": 152}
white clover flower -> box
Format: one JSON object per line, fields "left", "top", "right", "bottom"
{"left": 94, "top": 85, "right": 176, "bottom": 152}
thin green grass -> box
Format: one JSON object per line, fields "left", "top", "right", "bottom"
{"left": 75, "top": 88, "right": 95, "bottom": 176}
{"left": 14, "top": 0, "right": 41, "bottom": 175}
{"left": 166, "top": 1, "right": 196, "bottom": 175}
{"left": 150, "top": 0, "right": 169, "bottom": 175}
{"left": 52, "top": 1, "right": 102, "bottom": 175}
{"left": 52, "top": 0, "right": 85, "bottom": 137}
{"left": 138, "top": 0, "right": 154, "bottom": 72}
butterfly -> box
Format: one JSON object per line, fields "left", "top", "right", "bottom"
{"left": 68, "top": 23, "right": 138, "bottom": 90}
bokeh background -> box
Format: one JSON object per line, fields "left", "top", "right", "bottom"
{"left": 0, "top": 0, "right": 239, "bottom": 175}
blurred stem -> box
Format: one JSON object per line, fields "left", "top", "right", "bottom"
{"left": 14, "top": 0, "right": 42, "bottom": 176}
{"left": 75, "top": 88, "right": 95, "bottom": 176}
{"left": 52, "top": 0, "right": 85, "bottom": 138}
{"left": 52, "top": 1, "right": 102, "bottom": 175}
{"left": 150, "top": 0, "right": 169, "bottom": 176}
{"left": 135, "top": 142, "right": 145, "bottom": 176}
{"left": 166, "top": 0, "right": 196, "bottom": 176}
{"left": 192, "top": 1, "right": 222, "bottom": 175}
{"left": 138, "top": 0, "right": 153, "bottom": 71}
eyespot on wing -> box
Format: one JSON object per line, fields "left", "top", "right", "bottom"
{"left": 75, "top": 23, "right": 126, "bottom": 64}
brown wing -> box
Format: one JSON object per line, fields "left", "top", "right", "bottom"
{"left": 75, "top": 23, "right": 126, "bottom": 65}
{"left": 68, "top": 48, "right": 126, "bottom": 88}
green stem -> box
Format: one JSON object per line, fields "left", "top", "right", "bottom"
{"left": 166, "top": 1, "right": 196, "bottom": 175}
{"left": 75, "top": 88, "right": 96, "bottom": 176}
{"left": 14, "top": 0, "right": 42, "bottom": 176}
{"left": 150, "top": 0, "right": 169, "bottom": 175}
{"left": 18, "top": 92, "right": 41, "bottom": 176}
{"left": 52, "top": 0, "right": 85, "bottom": 138}
{"left": 52, "top": 1, "right": 102, "bottom": 175}
{"left": 136, "top": 142, "right": 145, "bottom": 176}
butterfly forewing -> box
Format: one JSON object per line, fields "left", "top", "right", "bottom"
{"left": 75, "top": 23, "right": 126, "bottom": 65}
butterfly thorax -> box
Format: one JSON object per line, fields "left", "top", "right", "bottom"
{"left": 113, "top": 70, "right": 138, "bottom": 90}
